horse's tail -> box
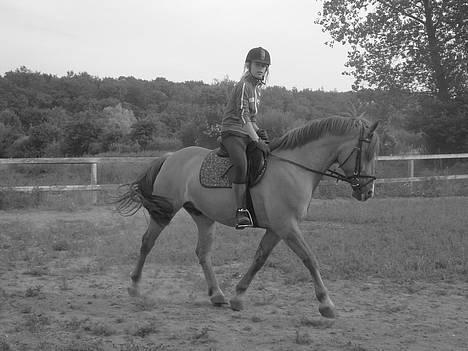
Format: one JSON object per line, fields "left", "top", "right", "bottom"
{"left": 114, "top": 155, "right": 174, "bottom": 225}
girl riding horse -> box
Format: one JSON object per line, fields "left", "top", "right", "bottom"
{"left": 221, "top": 47, "right": 271, "bottom": 229}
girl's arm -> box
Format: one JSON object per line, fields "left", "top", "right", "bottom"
{"left": 245, "top": 121, "right": 260, "bottom": 142}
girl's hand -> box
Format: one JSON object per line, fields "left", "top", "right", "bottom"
{"left": 256, "top": 129, "right": 269, "bottom": 143}
{"left": 255, "top": 139, "right": 270, "bottom": 156}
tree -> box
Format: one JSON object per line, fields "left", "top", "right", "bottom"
{"left": 407, "top": 95, "right": 468, "bottom": 153}
{"left": 0, "top": 109, "right": 22, "bottom": 130}
{"left": 317, "top": 0, "right": 468, "bottom": 101}
{"left": 0, "top": 123, "right": 24, "bottom": 157}
{"left": 129, "top": 119, "right": 159, "bottom": 150}
{"left": 257, "top": 109, "right": 304, "bottom": 139}
{"left": 61, "top": 112, "right": 101, "bottom": 156}
{"left": 0, "top": 110, "right": 25, "bottom": 157}
{"left": 102, "top": 103, "right": 137, "bottom": 135}
{"left": 22, "top": 123, "right": 60, "bottom": 157}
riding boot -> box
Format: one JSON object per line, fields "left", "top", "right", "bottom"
{"left": 232, "top": 183, "right": 253, "bottom": 229}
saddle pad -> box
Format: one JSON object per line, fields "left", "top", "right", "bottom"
{"left": 199, "top": 150, "right": 233, "bottom": 188}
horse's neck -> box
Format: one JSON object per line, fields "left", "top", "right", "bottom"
{"left": 273, "top": 137, "right": 343, "bottom": 173}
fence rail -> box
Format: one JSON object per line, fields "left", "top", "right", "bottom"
{"left": 1, "top": 154, "right": 467, "bottom": 203}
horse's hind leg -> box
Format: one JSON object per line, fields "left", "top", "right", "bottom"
{"left": 230, "top": 229, "right": 281, "bottom": 311}
{"left": 188, "top": 211, "right": 227, "bottom": 306}
{"left": 128, "top": 217, "right": 166, "bottom": 297}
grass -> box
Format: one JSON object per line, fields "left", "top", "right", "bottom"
{"left": 301, "top": 197, "right": 467, "bottom": 280}
{"left": 295, "top": 328, "right": 312, "bottom": 345}
{"left": 23, "top": 312, "right": 50, "bottom": 333}
{"left": 0, "top": 160, "right": 153, "bottom": 210}
{"left": 0, "top": 160, "right": 151, "bottom": 188}
{"left": 81, "top": 320, "right": 117, "bottom": 336}
{"left": 1, "top": 197, "right": 466, "bottom": 284}
{"left": 130, "top": 323, "right": 159, "bottom": 337}
{"left": 0, "top": 338, "right": 12, "bottom": 351}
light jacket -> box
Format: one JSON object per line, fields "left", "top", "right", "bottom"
{"left": 221, "top": 73, "right": 262, "bottom": 136}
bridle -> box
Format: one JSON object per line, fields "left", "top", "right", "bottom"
{"left": 332, "top": 125, "right": 376, "bottom": 191}
{"left": 270, "top": 125, "right": 376, "bottom": 192}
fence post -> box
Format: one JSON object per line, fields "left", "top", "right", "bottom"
{"left": 91, "top": 162, "right": 98, "bottom": 204}
{"left": 408, "top": 159, "right": 414, "bottom": 194}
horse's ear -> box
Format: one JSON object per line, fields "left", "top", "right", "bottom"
{"left": 369, "top": 120, "right": 380, "bottom": 135}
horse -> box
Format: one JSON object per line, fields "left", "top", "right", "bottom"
{"left": 115, "top": 116, "right": 380, "bottom": 318}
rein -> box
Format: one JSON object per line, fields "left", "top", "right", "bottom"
{"left": 269, "top": 153, "right": 352, "bottom": 183}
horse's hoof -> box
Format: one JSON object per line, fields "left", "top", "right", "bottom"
{"left": 230, "top": 297, "right": 244, "bottom": 311}
{"left": 210, "top": 294, "right": 228, "bottom": 306}
{"left": 127, "top": 286, "right": 140, "bottom": 297}
{"left": 319, "top": 304, "right": 336, "bottom": 319}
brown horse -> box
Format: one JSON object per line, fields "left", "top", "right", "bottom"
{"left": 115, "top": 116, "right": 380, "bottom": 318}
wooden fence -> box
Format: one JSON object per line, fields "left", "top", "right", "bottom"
{"left": 1, "top": 154, "right": 468, "bottom": 204}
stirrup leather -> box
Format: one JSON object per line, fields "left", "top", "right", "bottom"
{"left": 235, "top": 208, "right": 253, "bottom": 229}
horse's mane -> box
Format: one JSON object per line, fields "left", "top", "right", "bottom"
{"left": 270, "top": 116, "right": 379, "bottom": 161}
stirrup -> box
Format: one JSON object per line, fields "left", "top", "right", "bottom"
{"left": 235, "top": 208, "right": 253, "bottom": 229}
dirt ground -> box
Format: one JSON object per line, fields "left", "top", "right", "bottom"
{"left": 1, "top": 209, "right": 467, "bottom": 351}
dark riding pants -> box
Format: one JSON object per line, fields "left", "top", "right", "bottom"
{"left": 221, "top": 132, "right": 250, "bottom": 184}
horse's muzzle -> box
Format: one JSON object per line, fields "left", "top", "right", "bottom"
{"left": 352, "top": 187, "right": 374, "bottom": 201}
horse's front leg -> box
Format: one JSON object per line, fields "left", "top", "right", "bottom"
{"left": 230, "top": 229, "right": 281, "bottom": 311}
{"left": 282, "top": 223, "right": 336, "bottom": 318}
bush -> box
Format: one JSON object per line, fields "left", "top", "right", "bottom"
{"left": 42, "top": 141, "right": 63, "bottom": 157}
{"left": 88, "top": 141, "right": 104, "bottom": 155}
{"left": 407, "top": 97, "right": 468, "bottom": 153}
{"left": 107, "top": 142, "right": 141, "bottom": 154}
{"left": 147, "top": 137, "right": 182, "bottom": 151}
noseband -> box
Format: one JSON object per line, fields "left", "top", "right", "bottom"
{"left": 270, "top": 125, "right": 376, "bottom": 190}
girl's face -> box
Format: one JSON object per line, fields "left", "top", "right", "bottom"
{"left": 250, "top": 61, "right": 268, "bottom": 80}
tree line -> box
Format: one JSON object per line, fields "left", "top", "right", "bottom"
{"left": 0, "top": 66, "right": 466, "bottom": 158}
{"left": 1, "top": 1, "right": 467, "bottom": 158}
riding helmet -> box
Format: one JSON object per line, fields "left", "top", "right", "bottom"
{"left": 245, "top": 47, "right": 271, "bottom": 65}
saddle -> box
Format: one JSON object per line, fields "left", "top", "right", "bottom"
{"left": 199, "top": 141, "right": 267, "bottom": 189}
{"left": 199, "top": 141, "right": 268, "bottom": 228}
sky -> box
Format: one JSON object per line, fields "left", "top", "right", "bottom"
{"left": 0, "top": 0, "right": 354, "bottom": 91}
